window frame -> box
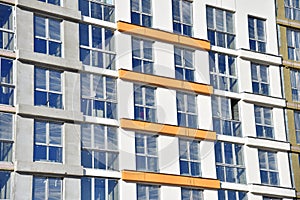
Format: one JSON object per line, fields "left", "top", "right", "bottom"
{"left": 81, "top": 177, "right": 119, "bottom": 200}
{"left": 285, "top": 0, "right": 300, "bottom": 21}
{"left": 38, "top": 0, "right": 61, "bottom": 6}
{"left": 251, "top": 63, "right": 270, "bottom": 96}
{"left": 172, "top": 0, "right": 193, "bottom": 37}
{"left": 287, "top": 28, "right": 300, "bottom": 61}
{"left": 248, "top": 16, "right": 266, "bottom": 53}
{"left": 81, "top": 123, "right": 119, "bottom": 171}
{"left": 209, "top": 52, "right": 238, "bottom": 92}
{"left": 181, "top": 187, "right": 203, "bottom": 200}
{"left": 32, "top": 176, "right": 62, "bottom": 200}
{"left": 135, "top": 133, "right": 158, "bottom": 172}
{"left": 34, "top": 15, "right": 62, "bottom": 57}
{"left": 134, "top": 84, "right": 156, "bottom": 122}
{"left": 0, "top": 3, "right": 14, "bottom": 51}
{"left": 218, "top": 189, "right": 248, "bottom": 200}
{"left": 79, "top": 0, "right": 115, "bottom": 22}
{"left": 254, "top": 105, "right": 274, "bottom": 139}
{"left": 81, "top": 73, "right": 117, "bottom": 119}
{"left": 79, "top": 23, "right": 115, "bottom": 70}
{"left": 294, "top": 111, "right": 300, "bottom": 144}
{"left": 132, "top": 37, "right": 154, "bottom": 74}
{"left": 215, "top": 141, "right": 246, "bottom": 184}
{"left": 179, "top": 138, "right": 201, "bottom": 177}
{"left": 0, "top": 112, "right": 13, "bottom": 163}
{"left": 206, "top": 6, "right": 235, "bottom": 49}
{"left": 258, "top": 150, "right": 279, "bottom": 186}
{"left": 0, "top": 57, "right": 14, "bottom": 106}
{"left": 176, "top": 92, "right": 198, "bottom": 128}
{"left": 130, "top": 0, "right": 152, "bottom": 27}
{"left": 137, "top": 184, "right": 160, "bottom": 200}
{"left": 0, "top": 171, "right": 11, "bottom": 199}
{"left": 174, "top": 46, "right": 195, "bottom": 82}
{"left": 33, "top": 120, "right": 63, "bottom": 163}
{"left": 290, "top": 69, "right": 300, "bottom": 102}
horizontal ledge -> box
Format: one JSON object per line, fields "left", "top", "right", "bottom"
{"left": 119, "top": 69, "right": 213, "bottom": 95}
{"left": 0, "top": 162, "right": 14, "bottom": 171}
{"left": 238, "top": 49, "right": 282, "bottom": 65}
{"left": 117, "top": 21, "right": 210, "bottom": 51}
{"left": 0, "top": 49, "right": 16, "bottom": 59}
{"left": 122, "top": 170, "right": 220, "bottom": 189}
{"left": 120, "top": 118, "right": 216, "bottom": 141}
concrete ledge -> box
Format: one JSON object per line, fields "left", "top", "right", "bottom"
{"left": 0, "top": 105, "right": 16, "bottom": 113}
{"left": 249, "top": 184, "right": 295, "bottom": 198}
{"left": 16, "top": 0, "right": 81, "bottom": 21}
{"left": 291, "top": 145, "right": 300, "bottom": 153}
{"left": 16, "top": 161, "right": 84, "bottom": 176}
{"left": 119, "top": 69, "right": 213, "bottom": 95}
{"left": 17, "top": 50, "right": 82, "bottom": 71}
{"left": 277, "top": 18, "right": 300, "bottom": 30}
{"left": 120, "top": 118, "right": 216, "bottom": 141}
{"left": 0, "top": 162, "right": 14, "bottom": 171}
{"left": 239, "top": 49, "right": 282, "bottom": 66}
{"left": 117, "top": 21, "right": 210, "bottom": 51}
{"left": 17, "top": 104, "right": 83, "bottom": 122}
{"left": 84, "top": 168, "right": 121, "bottom": 179}
{"left": 287, "top": 101, "right": 300, "bottom": 110}
{"left": 0, "top": 49, "right": 16, "bottom": 59}
{"left": 246, "top": 137, "right": 290, "bottom": 151}
{"left": 122, "top": 170, "right": 220, "bottom": 189}
{"left": 241, "top": 92, "right": 286, "bottom": 108}
{"left": 0, "top": 0, "right": 15, "bottom": 5}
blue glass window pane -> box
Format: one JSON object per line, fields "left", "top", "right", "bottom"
{"left": 228, "top": 190, "right": 236, "bottom": 200}
{"left": 208, "top": 30, "right": 215, "bottom": 46}
{"left": 48, "top": 178, "right": 61, "bottom": 200}
{"left": 48, "top": 0, "right": 60, "bottom": 5}
{"left": 91, "top": 2, "right": 102, "bottom": 20}
{"left": 35, "top": 91, "right": 47, "bottom": 106}
{"left": 92, "top": 26, "right": 102, "bottom": 48}
{"left": 104, "top": 6, "right": 114, "bottom": 22}
{"left": 79, "top": 0, "right": 89, "bottom": 16}
{"left": 34, "top": 38, "right": 47, "bottom": 54}
{"left": 142, "top": 15, "right": 152, "bottom": 27}
{"left": 133, "top": 59, "right": 142, "bottom": 72}
{"left": 91, "top": 51, "right": 103, "bottom": 68}
{"left": 49, "top": 19, "right": 60, "bottom": 40}
{"left": 173, "top": 22, "right": 181, "bottom": 34}
{"left": 216, "top": 165, "right": 225, "bottom": 181}
{"left": 94, "top": 100, "right": 105, "bottom": 117}
{"left": 81, "top": 150, "right": 92, "bottom": 168}
{"left": 131, "top": 12, "right": 140, "bottom": 26}
{"left": 80, "top": 24, "right": 89, "bottom": 46}
{"left": 34, "top": 121, "right": 46, "bottom": 143}
{"left": 136, "top": 155, "right": 146, "bottom": 170}
{"left": 0, "top": 86, "right": 13, "bottom": 105}
{"left": 49, "top": 41, "right": 61, "bottom": 57}
{"left": 183, "top": 24, "right": 192, "bottom": 36}
{"left": 33, "top": 177, "right": 46, "bottom": 200}
{"left": 34, "top": 16, "right": 46, "bottom": 37}
{"left": 180, "top": 160, "right": 189, "bottom": 175}
{"left": 49, "top": 146, "right": 62, "bottom": 162}
{"left": 35, "top": 68, "right": 46, "bottom": 89}
{"left": 81, "top": 178, "right": 92, "bottom": 200}
{"left": 191, "top": 162, "right": 200, "bottom": 176}
{"left": 80, "top": 48, "right": 90, "bottom": 65}
{"left": 34, "top": 145, "right": 47, "bottom": 161}
{"left": 81, "top": 99, "right": 92, "bottom": 116}
{"left": 49, "top": 123, "right": 61, "bottom": 145}
{"left": 0, "top": 142, "right": 12, "bottom": 162}
{"left": 1, "top": 58, "right": 13, "bottom": 84}
{"left": 49, "top": 93, "right": 62, "bottom": 108}
{"left": 107, "top": 102, "right": 117, "bottom": 119}
{"left": 49, "top": 71, "right": 61, "bottom": 92}
{"left": 108, "top": 180, "right": 118, "bottom": 200}
{"left": 94, "top": 151, "right": 106, "bottom": 169}
{"left": 95, "top": 179, "right": 105, "bottom": 200}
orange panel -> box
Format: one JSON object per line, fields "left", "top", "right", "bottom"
{"left": 119, "top": 69, "right": 213, "bottom": 95}
{"left": 122, "top": 170, "right": 220, "bottom": 189}
{"left": 117, "top": 21, "right": 210, "bottom": 51}
{"left": 120, "top": 118, "right": 216, "bottom": 141}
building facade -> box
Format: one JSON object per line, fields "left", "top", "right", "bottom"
{"left": 0, "top": 0, "right": 297, "bottom": 199}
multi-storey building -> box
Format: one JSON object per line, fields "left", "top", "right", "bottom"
{"left": 276, "top": 0, "right": 300, "bottom": 199}
{"left": 0, "top": 0, "right": 297, "bottom": 199}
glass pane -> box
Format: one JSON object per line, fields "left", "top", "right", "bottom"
{"left": 92, "top": 26, "right": 102, "bottom": 48}
{"left": 136, "top": 155, "right": 146, "bottom": 170}
{"left": 81, "top": 124, "right": 91, "bottom": 147}
{"left": 49, "top": 19, "right": 60, "bottom": 40}
{"left": 107, "top": 152, "right": 118, "bottom": 170}
{"left": 1, "top": 58, "right": 13, "bottom": 84}
{"left": 33, "top": 177, "right": 46, "bottom": 200}
{"left": 80, "top": 48, "right": 90, "bottom": 65}
{"left": 147, "top": 136, "right": 157, "bottom": 156}
{"left": 224, "top": 143, "right": 233, "bottom": 164}
{"left": 207, "top": 7, "right": 214, "bottom": 29}
{"left": 142, "top": 0, "right": 151, "bottom": 14}
{"left": 94, "top": 75, "right": 103, "bottom": 98}
{"left": 79, "top": 0, "right": 89, "bottom": 16}
{"left": 81, "top": 178, "right": 91, "bottom": 200}
{"left": 94, "top": 125, "right": 105, "bottom": 149}
{"left": 257, "top": 19, "right": 265, "bottom": 41}
{"left": 94, "top": 151, "right": 106, "bottom": 169}
{"left": 81, "top": 150, "right": 92, "bottom": 168}
{"left": 107, "top": 127, "right": 118, "bottom": 150}
{"left": 49, "top": 93, "right": 62, "bottom": 108}
{"left": 34, "top": 145, "right": 47, "bottom": 161}
{"left": 216, "top": 9, "right": 224, "bottom": 31}
{"left": 49, "top": 70, "right": 61, "bottom": 92}
{"left": 106, "top": 77, "right": 116, "bottom": 100}
{"left": 143, "top": 41, "right": 152, "bottom": 60}
{"left": 80, "top": 24, "right": 89, "bottom": 46}
{"left": 34, "top": 16, "right": 46, "bottom": 37}
{"left": 49, "top": 41, "right": 61, "bottom": 57}
{"left": 49, "top": 123, "right": 62, "bottom": 145}
{"left": 95, "top": 178, "right": 105, "bottom": 200}
{"left": 226, "top": 12, "right": 234, "bottom": 33}
{"left": 34, "top": 121, "right": 46, "bottom": 143}
{"left": 182, "top": 1, "right": 192, "bottom": 24}
{"left": 49, "top": 146, "right": 62, "bottom": 162}
{"left": 0, "top": 112, "right": 12, "bottom": 140}
{"left": 248, "top": 17, "right": 255, "bottom": 39}
{"left": 91, "top": 2, "right": 102, "bottom": 20}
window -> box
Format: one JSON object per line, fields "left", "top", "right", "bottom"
{"left": 294, "top": 111, "right": 300, "bottom": 144}
{"left": 251, "top": 63, "right": 269, "bottom": 95}
{"left": 209, "top": 52, "right": 238, "bottom": 92}
{"left": 212, "top": 96, "right": 241, "bottom": 137}
{"left": 218, "top": 190, "right": 247, "bottom": 200}
{"left": 137, "top": 184, "right": 159, "bottom": 200}
{"left": 0, "top": 171, "right": 10, "bottom": 199}
{"left": 81, "top": 177, "right": 118, "bottom": 200}
{"left": 258, "top": 150, "right": 279, "bottom": 186}
{"left": 0, "top": 3, "right": 14, "bottom": 51}
{"left": 38, "top": 0, "right": 60, "bottom": 6}
{"left": 80, "top": 23, "right": 115, "bottom": 69}
{"left": 215, "top": 142, "right": 246, "bottom": 184}
{"left": 0, "top": 57, "right": 13, "bottom": 106}
{"left": 135, "top": 133, "right": 158, "bottom": 172}
{"left": 291, "top": 69, "right": 300, "bottom": 102}
{"left": 131, "top": 0, "right": 152, "bottom": 27}
{"left": 174, "top": 47, "right": 194, "bottom": 82}
{"left": 181, "top": 188, "right": 203, "bottom": 200}
{"left": 287, "top": 29, "right": 300, "bottom": 61}
{"left": 285, "top": 0, "right": 300, "bottom": 21}
{"left": 134, "top": 85, "right": 156, "bottom": 122}
{"left": 132, "top": 38, "right": 153, "bottom": 74}
{"left": 206, "top": 6, "right": 235, "bottom": 49}
{"left": 172, "top": 0, "right": 193, "bottom": 36}
{"left": 254, "top": 106, "right": 274, "bottom": 139}
{"left": 34, "top": 67, "right": 62, "bottom": 109}
{"left": 34, "top": 15, "right": 61, "bottom": 57}
{"left": 34, "top": 120, "right": 62, "bottom": 163}
{"left": 248, "top": 16, "right": 266, "bottom": 53}
{"left": 32, "top": 177, "right": 62, "bottom": 199}
{"left": 81, "top": 73, "right": 117, "bottom": 119}
{"left": 79, "top": 0, "right": 114, "bottom": 22}
{"left": 263, "top": 197, "right": 282, "bottom": 200}
{"left": 0, "top": 112, "right": 13, "bottom": 162}
{"left": 179, "top": 139, "right": 201, "bottom": 177}
{"left": 177, "top": 92, "right": 197, "bottom": 128}
{"left": 81, "top": 124, "right": 118, "bottom": 170}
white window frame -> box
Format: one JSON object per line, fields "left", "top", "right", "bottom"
{"left": 258, "top": 150, "right": 279, "bottom": 186}
{"left": 179, "top": 138, "right": 201, "bottom": 177}
{"left": 294, "top": 111, "right": 300, "bottom": 144}
{"left": 79, "top": 23, "right": 115, "bottom": 70}
{"left": 0, "top": 3, "right": 14, "bottom": 51}
{"left": 181, "top": 187, "right": 203, "bottom": 200}
{"left": 248, "top": 16, "right": 266, "bottom": 53}
{"left": 32, "top": 176, "right": 62, "bottom": 200}
{"left": 135, "top": 133, "right": 158, "bottom": 172}
{"left": 251, "top": 63, "right": 270, "bottom": 96}
{"left": 79, "top": 0, "right": 115, "bottom": 22}
{"left": 132, "top": 37, "right": 154, "bottom": 74}
{"left": 290, "top": 69, "right": 300, "bottom": 102}
{"left": 218, "top": 189, "right": 248, "bottom": 200}
{"left": 134, "top": 84, "right": 156, "bottom": 122}
{"left": 174, "top": 46, "right": 194, "bottom": 82}
{"left": 0, "top": 171, "right": 11, "bottom": 199}
{"left": 177, "top": 92, "right": 198, "bottom": 128}
{"left": 0, "top": 57, "right": 14, "bottom": 106}
{"left": 130, "top": 0, "right": 152, "bottom": 27}
{"left": 137, "top": 184, "right": 160, "bottom": 200}
{"left": 285, "top": 0, "right": 300, "bottom": 21}
{"left": 206, "top": 6, "right": 235, "bottom": 49}
{"left": 172, "top": 0, "right": 193, "bottom": 36}
{"left": 81, "top": 123, "right": 119, "bottom": 170}
{"left": 254, "top": 105, "right": 274, "bottom": 139}
{"left": 215, "top": 141, "right": 246, "bottom": 184}
{"left": 209, "top": 52, "right": 238, "bottom": 92}
{"left": 0, "top": 112, "right": 13, "bottom": 162}
{"left": 287, "top": 29, "right": 300, "bottom": 61}
{"left": 33, "top": 120, "right": 63, "bottom": 163}
{"left": 38, "top": 0, "right": 61, "bottom": 6}
{"left": 81, "top": 73, "right": 117, "bottom": 119}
